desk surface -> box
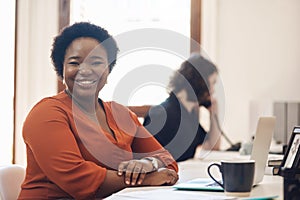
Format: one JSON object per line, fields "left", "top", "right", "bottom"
{"left": 106, "top": 151, "right": 283, "bottom": 199}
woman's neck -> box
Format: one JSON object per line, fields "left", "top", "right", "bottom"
{"left": 65, "top": 89, "right": 101, "bottom": 115}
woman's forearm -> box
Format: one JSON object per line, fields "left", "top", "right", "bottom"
{"left": 96, "top": 168, "right": 178, "bottom": 198}
{"left": 95, "top": 170, "right": 127, "bottom": 198}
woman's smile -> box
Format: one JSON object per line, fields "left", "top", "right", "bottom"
{"left": 75, "top": 78, "right": 98, "bottom": 88}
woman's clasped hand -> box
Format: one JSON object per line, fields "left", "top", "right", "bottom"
{"left": 118, "top": 159, "right": 178, "bottom": 186}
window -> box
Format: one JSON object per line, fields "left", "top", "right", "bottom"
{"left": 70, "top": 0, "right": 191, "bottom": 106}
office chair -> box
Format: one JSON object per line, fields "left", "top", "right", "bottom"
{"left": 0, "top": 164, "right": 25, "bottom": 200}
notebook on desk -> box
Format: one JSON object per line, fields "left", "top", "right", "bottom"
{"left": 173, "top": 116, "right": 276, "bottom": 191}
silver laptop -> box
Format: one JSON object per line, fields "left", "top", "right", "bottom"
{"left": 251, "top": 116, "right": 276, "bottom": 185}
{"left": 173, "top": 116, "right": 276, "bottom": 191}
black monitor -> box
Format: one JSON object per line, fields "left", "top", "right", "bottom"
{"left": 281, "top": 127, "right": 300, "bottom": 169}
{"left": 279, "top": 127, "right": 300, "bottom": 200}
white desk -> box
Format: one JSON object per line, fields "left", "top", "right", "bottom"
{"left": 106, "top": 151, "right": 283, "bottom": 199}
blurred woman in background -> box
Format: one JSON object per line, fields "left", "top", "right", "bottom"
{"left": 144, "top": 53, "right": 221, "bottom": 162}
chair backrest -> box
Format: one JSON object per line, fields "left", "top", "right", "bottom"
{"left": 0, "top": 164, "right": 25, "bottom": 200}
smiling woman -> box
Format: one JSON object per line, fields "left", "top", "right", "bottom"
{"left": 18, "top": 22, "right": 178, "bottom": 200}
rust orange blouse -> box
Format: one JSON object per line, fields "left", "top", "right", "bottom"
{"left": 18, "top": 92, "right": 178, "bottom": 199}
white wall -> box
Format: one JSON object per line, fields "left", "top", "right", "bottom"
{"left": 15, "top": 0, "right": 58, "bottom": 164}
{"left": 202, "top": 0, "right": 300, "bottom": 147}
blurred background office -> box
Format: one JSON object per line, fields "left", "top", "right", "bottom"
{"left": 1, "top": 0, "right": 300, "bottom": 165}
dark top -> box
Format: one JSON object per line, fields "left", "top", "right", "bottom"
{"left": 143, "top": 93, "right": 207, "bottom": 162}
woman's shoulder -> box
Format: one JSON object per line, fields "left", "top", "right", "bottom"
{"left": 23, "top": 93, "right": 71, "bottom": 130}
{"left": 150, "top": 97, "right": 179, "bottom": 116}
{"left": 30, "top": 92, "right": 71, "bottom": 113}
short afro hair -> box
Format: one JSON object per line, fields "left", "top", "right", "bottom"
{"left": 51, "top": 22, "right": 119, "bottom": 79}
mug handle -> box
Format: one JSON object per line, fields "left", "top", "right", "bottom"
{"left": 207, "top": 163, "right": 224, "bottom": 188}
